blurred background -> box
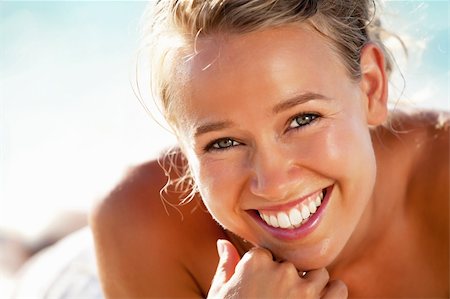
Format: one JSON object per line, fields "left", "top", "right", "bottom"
{"left": 0, "top": 0, "right": 448, "bottom": 297}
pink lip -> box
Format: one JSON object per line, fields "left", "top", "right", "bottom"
{"left": 249, "top": 185, "right": 334, "bottom": 241}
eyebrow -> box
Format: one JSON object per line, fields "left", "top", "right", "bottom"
{"left": 194, "top": 120, "right": 233, "bottom": 138}
{"left": 272, "top": 92, "right": 329, "bottom": 114}
{"left": 194, "top": 92, "right": 329, "bottom": 138}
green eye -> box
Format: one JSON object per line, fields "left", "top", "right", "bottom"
{"left": 211, "top": 138, "right": 239, "bottom": 150}
{"left": 289, "top": 113, "right": 318, "bottom": 129}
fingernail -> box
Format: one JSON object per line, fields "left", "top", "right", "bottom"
{"left": 216, "top": 239, "right": 226, "bottom": 257}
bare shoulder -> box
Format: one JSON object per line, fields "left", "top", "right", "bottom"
{"left": 89, "top": 151, "right": 223, "bottom": 298}
{"left": 398, "top": 110, "right": 448, "bottom": 190}
{"left": 381, "top": 109, "right": 449, "bottom": 291}
{"left": 386, "top": 109, "right": 449, "bottom": 144}
{"left": 389, "top": 109, "right": 449, "bottom": 226}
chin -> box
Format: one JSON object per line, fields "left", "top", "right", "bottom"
{"left": 272, "top": 238, "right": 344, "bottom": 271}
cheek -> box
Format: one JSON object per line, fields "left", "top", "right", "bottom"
{"left": 333, "top": 121, "right": 375, "bottom": 175}
{"left": 319, "top": 118, "right": 377, "bottom": 207}
{"left": 330, "top": 120, "right": 374, "bottom": 167}
{"left": 190, "top": 156, "right": 243, "bottom": 223}
{"left": 289, "top": 118, "right": 376, "bottom": 189}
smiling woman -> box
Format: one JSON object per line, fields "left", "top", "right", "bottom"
{"left": 90, "top": 0, "right": 449, "bottom": 298}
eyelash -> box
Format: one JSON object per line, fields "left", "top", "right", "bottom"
{"left": 204, "top": 138, "right": 241, "bottom": 152}
{"left": 287, "top": 112, "right": 320, "bottom": 131}
{"left": 204, "top": 112, "right": 321, "bottom": 152}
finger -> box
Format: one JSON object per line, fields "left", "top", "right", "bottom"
{"left": 241, "top": 246, "right": 274, "bottom": 263}
{"left": 321, "top": 280, "right": 348, "bottom": 299}
{"left": 303, "top": 267, "right": 329, "bottom": 290}
{"left": 209, "top": 239, "right": 241, "bottom": 294}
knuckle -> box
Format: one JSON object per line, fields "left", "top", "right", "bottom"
{"left": 296, "top": 282, "right": 316, "bottom": 298}
{"left": 306, "top": 267, "right": 329, "bottom": 282}
{"left": 319, "top": 267, "right": 330, "bottom": 280}
{"left": 332, "top": 280, "right": 349, "bottom": 298}
{"left": 247, "top": 247, "right": 273, "bottom": 262}
{"left": 240, "top": 248, "right": 273, "bottom": 270}
{"left": 277, "top": 261, "right": 298, "bottom": 277}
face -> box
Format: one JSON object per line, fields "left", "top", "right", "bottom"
{"left": 175, "top": 24, "right": 380, "bottom": 270}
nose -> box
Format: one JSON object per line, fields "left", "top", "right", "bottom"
{"left": 249, "top": 145, "right": 300, "bottom": 201}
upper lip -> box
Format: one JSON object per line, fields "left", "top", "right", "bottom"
{"left": 245, "top": 188, "right": 324, "bottom": 212}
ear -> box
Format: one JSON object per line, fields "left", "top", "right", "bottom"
{"left": 359, "top": 43, "right": 389, "bottom": 126}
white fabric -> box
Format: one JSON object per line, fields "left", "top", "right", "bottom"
{"left": 11, "top": 227, "right": 103, "bottom": 299}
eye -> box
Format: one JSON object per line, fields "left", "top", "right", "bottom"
{"left": 288, "top": 113, "right": 319, "bottom": 129}
{"left": 206, "top": 138, "right": 241, "bottom": 151}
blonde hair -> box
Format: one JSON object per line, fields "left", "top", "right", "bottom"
{"left": 138, "top": 0, "right": 396, "bottom": 204}
{"left": 142, "top": 0, "right": 394, "bottom": 125}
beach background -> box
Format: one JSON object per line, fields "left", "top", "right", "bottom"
{"left": 0, "top": 0, "right": 448, "bottom": 279}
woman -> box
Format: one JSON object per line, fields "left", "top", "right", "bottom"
{"left": 90, "top": 0, "right": 449, "bottom": 297}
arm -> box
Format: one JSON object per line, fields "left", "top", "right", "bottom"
{"left": 89, "top": 160, "right": 207, "bottom": 298}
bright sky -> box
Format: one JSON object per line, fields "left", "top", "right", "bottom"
{"left": 0, "top": 1, "right": 448, "bottom": 238}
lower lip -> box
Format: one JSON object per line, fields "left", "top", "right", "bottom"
{"left": 249, "top": 185, "right": 333, "bottom": 241}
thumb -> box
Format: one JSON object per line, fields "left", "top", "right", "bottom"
{"left": 209, "top": 239, "right": 241, "bottom": 294}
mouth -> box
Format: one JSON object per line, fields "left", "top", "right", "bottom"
{"left": 248, "top": 185, "right": 333, "bottom": 240}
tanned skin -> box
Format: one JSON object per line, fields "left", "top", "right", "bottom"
{"left": 90, "top": 110, "right": 448, "bottom": 298}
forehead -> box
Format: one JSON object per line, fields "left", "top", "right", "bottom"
{"left": 173, "top": 24, "right": 348, "bottom": 130}
{"left": 180, "top": 24, "right": 343, "bottom": 80}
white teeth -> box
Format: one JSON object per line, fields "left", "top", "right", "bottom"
{"left": 269, "top": 215, "right": 279, "bottom": 228}
{"left": 277, "top": 212, "right": 291, "bottom": 229}
{"left": 308, "top": 201, "right": 317, "bottom": 214}
{"left": 301, "top": 205, "right": 310, "bottom": 220}
{"left": 288, "top": 208, "right": 303, "bottom": 227}
{"left": 262, "top": 213, "right": 270, "bottom": 224}
{"left": 259, "top": 189, "right": 326, "bottom": 229}
{"left": 315, "top": 195, "right": 322, "bottom": 207}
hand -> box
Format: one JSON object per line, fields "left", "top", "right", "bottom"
{"left": 208, "top": 239, "right": 347, "bottom": 299}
